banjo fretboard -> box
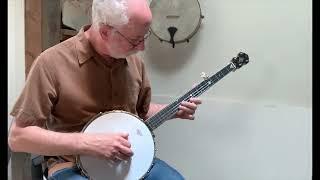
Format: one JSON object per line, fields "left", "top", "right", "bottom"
{"left": 145, "top": 63, "right": 235, "bottom": 131}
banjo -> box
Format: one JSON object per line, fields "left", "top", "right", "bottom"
{"left": 76, "top": 52, "right": 250, "bottom": 180}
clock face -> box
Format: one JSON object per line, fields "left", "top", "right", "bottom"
{"left": 150, "top": 0, "right": 202, "bottom": 44}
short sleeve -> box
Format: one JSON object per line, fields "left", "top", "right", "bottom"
{"left": 10, "top": 54, "right": 57, "bottom": 127}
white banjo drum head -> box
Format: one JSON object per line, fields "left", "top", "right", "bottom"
{"left": 150, "top": 0, "right": 202, "bottom": 44}
{"left": 77, "top": 111, "right": 155, "bottom": 180}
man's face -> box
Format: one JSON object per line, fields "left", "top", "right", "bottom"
{"left": 101, "top": 22, "right": 151, "bottom": 58}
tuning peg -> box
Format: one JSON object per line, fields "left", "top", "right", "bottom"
{"left": 238, "top": 52, "right": 246, "bottom": 56}
{"left": 200, "top": 72, "right": 209, "bottom": 80}
{"left": 238, "top": 52, "right": 250, "bottom": 63}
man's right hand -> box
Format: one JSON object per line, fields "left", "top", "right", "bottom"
{"left": 81, "top": 132, "right": 134, "bottom": 161}
{"left": 8, "top": 120, "right": 133, "bottom": 161}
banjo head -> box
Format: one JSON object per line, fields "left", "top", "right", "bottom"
{"left": 77, "top": 111, "right": 155, "bottom": 180}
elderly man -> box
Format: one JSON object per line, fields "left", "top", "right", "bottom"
{"left": 8, "top": 0, "right": 201, "bottom": 179}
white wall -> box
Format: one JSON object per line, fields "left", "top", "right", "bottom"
{"left": 140, "top": 0, "right": 312, "bottom": 179}
{"left": 8, "top": 0, "right": 25, "bottom": 129}
{"left": 152, "top": 96, "right": 312, "bottom": 180}
{"left": 8, "top": 1, "right": 25, "bottom": 179}
{"left": 142, "top": 0, "right": 312, "bottom": 108}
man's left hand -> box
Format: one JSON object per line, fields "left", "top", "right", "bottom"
{"left": 175, "top": 97, "right": 202, "bottom": 120}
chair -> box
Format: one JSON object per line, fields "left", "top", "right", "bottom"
{"left": 31, "top": 154, "right": 48, "bottom": 180}
{"left": 8, "top": 148, "right": 48, "bottom": 180}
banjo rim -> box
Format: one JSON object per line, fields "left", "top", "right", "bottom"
{"left": 75, "top": 110, "right": 156, "bottom": 179}
{"left": 149, "top": 0, "right": 203, "bottom": 43}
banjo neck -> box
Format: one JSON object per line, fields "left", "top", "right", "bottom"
{"left": 145, "top": 62, "right": 237, "bottom": 131}
{"left": 145, "top": 52, "right": 250, "bottom": 131}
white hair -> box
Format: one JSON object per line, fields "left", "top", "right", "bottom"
{"left": 91, "top": 0, "right": 129, "bottom": 29}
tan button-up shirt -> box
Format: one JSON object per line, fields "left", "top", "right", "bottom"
{"left": 10, "top": 25, "right": 151, "bottom": 172}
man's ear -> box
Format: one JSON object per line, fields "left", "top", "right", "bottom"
{"left": 99, "top": 25, "right": 113, "bottom": 41}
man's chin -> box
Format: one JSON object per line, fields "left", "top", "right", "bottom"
{"left": 108, "top": 49, "right": 139, "bottom": 59}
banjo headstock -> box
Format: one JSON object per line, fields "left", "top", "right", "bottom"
{"left": 230, "top": 52, "right": 249, "bottom": 71}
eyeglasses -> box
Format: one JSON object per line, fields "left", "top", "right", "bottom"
{"left": 113, "top": 28, "right": 151, "bottom": 48}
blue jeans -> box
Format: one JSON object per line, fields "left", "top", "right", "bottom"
{"left": 48, "top": 158, "right": 184, "bottom": 180}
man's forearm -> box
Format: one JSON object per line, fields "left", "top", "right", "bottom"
{"left": 8, "top": 121, "right": 89, "bottom": 156}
